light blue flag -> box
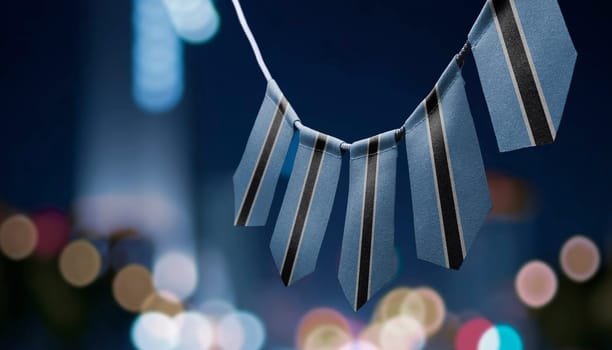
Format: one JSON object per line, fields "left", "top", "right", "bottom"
{"left": 404, "top": 60, "right": 491, "bottom": 270}
{"left": 233, "top": 80, "right": 299, "bottom": 227}
{"left": 468, "top": 0, "right": 576, "bottom": 152}
{"left": 339, "top": 130, "right": 399, "bottom": 310}
{"left": 270, "top": 125, "right": 344, "bottom": 286}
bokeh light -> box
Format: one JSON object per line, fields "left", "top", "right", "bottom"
{"left": 515, "top": 261, "right": 558, "bottom": 308}
{"left": 174, "top": 311, "right": 214, "bottom": 350}
{"left": 478, "top": 326, "right": 500, "bottom": 350}
{"left": 379, "top": 315, "right": 426, "bottom": 350}
{"left": 59, "top": 239, "right": 102, "bottom": 287}
{"left": 217, "top": 311, "right": 246, "bottom": 350}
{"left": 359, "top": 323, "right": 384, "bottom": 347}
{"left": 113, "top": 264, "right": 155, "bottom": 312}
{"left": 398, "top": 290, "right": 426, "bottom": 325}
{"left": 163, "top": 0, "right": 220, "bottom": 44}
{"left": 406, "top": 287, "right": 446, "bottom": 337}
{"left": 32, "top": 209, "right": 71, "bottom": 259}
{"left": 340, "top": 340, "right": 380, "bottom": 350}
{"left": 132, "top": 312, "right": 178, "bottom": 350}
{"left": 153, "top": 251, "right": 198, "bottom": 301}
{"left": 0, "top": 214, "right": 38, "bottom": 260}
{"left": 133, "top": 0, "right": 184, "bottom": 113}
{"left": 302, "top": 324, "right": 352, "bottom": 350}
{"left": 455, "top": 318, "right": 494, "bottom": 350}
{"left": 219, "top": 311, "right": 266, "bottom": 350}
{"left": 297, "top": 308, "right": 350, "bottom": 349}
{"left": 487, "top": 172, "right": 532, "bottom": 220}
{"left": 199, "top": 299, "right": 235, "bottom": 320}
{"left": 479, "top": 324, "right": 523, "bottom": 350}
{"left": 373, "top": 287, "right": 415, "bottom": 323}
{"left": 141, "top": 291, "right": 184, "bottom": 316}
{"left": 560, "top": 235, "right": 600, "bottom": 282}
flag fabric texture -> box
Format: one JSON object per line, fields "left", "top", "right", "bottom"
{"left": 233, "top": 80, "right": 299, "bottom": 227}
{"left": 404, "top": 60, "right": 491, "bottom": 270}
{"left": 270, "top": 125, "right": 344, "bottom": 286}
{"left": 468, "top": 0, "right": 577, "bottom": 152}
{"left": 338, "top": 131, "right": 399, "bottom": 310}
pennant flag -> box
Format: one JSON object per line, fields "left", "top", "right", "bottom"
{"left": 339, "top": 131, "right": 399, "bottom": 310}
{"left": 468, "top": 0, "right": 576, "bottom": 152}
{"left": 404, "top": 60, "right": 491, "bottom": 270}
{"left": 233, "top": 80, "right": 299, "bottom": 227}
{"left": 270, "top": 125, "right": 344, "bottom": 286}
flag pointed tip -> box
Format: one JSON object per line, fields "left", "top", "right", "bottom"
{"left": 281, "top": 273, "right": 291, "bottom": 287}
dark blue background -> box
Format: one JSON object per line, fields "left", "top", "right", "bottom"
{"left": 0, "top": 1, "right": 610, "bottom": 349}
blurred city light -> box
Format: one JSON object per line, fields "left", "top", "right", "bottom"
{"left": 373, "top": 287, "right": 415, "bottom": 323}
{"left": 131, "top": 312, "right": 179, "bottom": 350}
{"left": 141, "top": 290, "right": 184, "bottom": 316}
{"left": 133, "top": 0, "right": 184, "bottom": 113}
{"left": 163, "top": 0, "right": 220, "bottom": 44}
{"left": 496, "top": 325, "right": 523, "bottom": 350}
{"left": 455, "top": 318, "right": 494, "bottom": 350}
{"left": 515, "top": 261, "right": 558, "bottom": 308}
{"left": 340, "top": 340, "right": 379, "bottom": 350}
{"left": 478, "top": 325, "right": 500, "bottom": 350}
{"left": 32, "top": 209, "right": 71, "bottom": 259}
{"left": 113, "top": 263, "right": 155, "bottom": 312}
{"left": 487, "top": 172, "right": 533, "bottom": 221}
{"left": 59, "top": 239, "right": 104, "bottom": 287}
{"left": 406, "top": 287, "right": 446, "bottom": 337}
{"left": 0, "top": 214, "right": 38, "bottom": 260}
{"left": 298, "top": 308, "right": 351, "bottom": 349}
{"left": 199, "top": 299, "right": 236, "bottom": 320}
{"left": 217, "top": 310, "right": 246, "bottom": 350}
{"left": 302, "top": 324, "right": 352, "bottom": 350}
{"left": 221, "top": 311, "right": 266, "bottom": 350}
{"left": 153, "top": 250, "right": 198, "bottom": 301}
{"left": 174, "top": 311, "right": 214, "bottom": 349}
{"left": 358, "top": 323, "right": 384, "bottom": 347}
{"left": 379, "top": 315, "right": 426, "bottom": 350}
{"left": 560, "top": 235, "right": 600, "bottom": 282}
{"left": 479, "top": 324, "right": 523, "bottom": 350}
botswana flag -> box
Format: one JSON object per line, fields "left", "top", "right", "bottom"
{"left": 339, "top": 130, "right": 399, "bottom": 311}
{"left": 233, "top": 80, "right": 299, "bottom": 227}
{"left": 404, "top": 60, "right": 491, "bottom": 270}
{"left": 270, "top": 125, "right": 344, "bottom": 286}
{"left": 468, "top": 0, "right": 576, "bottom": 152}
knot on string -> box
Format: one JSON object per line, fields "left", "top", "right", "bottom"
{"left": 455, "top": 41, "right": 472, "bottom": 67}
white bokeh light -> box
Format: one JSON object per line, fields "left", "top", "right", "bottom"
{"left": 478, "top": 326, "right": 500, "bottom": 350}
{"left": 217, "top": 311, "right": 246, "bottom": 350}
{"left": 163, "top": 0, "right": 220, "bottom": 44}
{"left": 234, "top": 311, "right": 266, "bottom": 350}
{"left": 153, "top": 251, "right": 198, "bottom": 301}
{"left": 131, "top": 312, "right": 178, "bottom": 350}
{"left": 340, "top": 340, "right": 380, "bottom": 350}
{"left": 380, "top": 316, "right": 426, "bottom": 350}
{"left": 174, "top": 311, "right": 214, "bottom": 350}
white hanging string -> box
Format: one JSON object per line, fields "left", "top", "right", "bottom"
{"left": 231, "top": 0, "right": 273, "bottom": 81}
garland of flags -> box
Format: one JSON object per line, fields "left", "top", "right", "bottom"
{"left": 231, "top": 0, "right": 577, "bottom": 310}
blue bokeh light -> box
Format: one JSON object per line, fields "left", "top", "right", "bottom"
{"left": 133, "top": 0, "right": 184, "bottom": 113}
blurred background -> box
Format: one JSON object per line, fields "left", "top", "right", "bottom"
{"left": 0, "top": 0, "right": 610, "bottom": 349}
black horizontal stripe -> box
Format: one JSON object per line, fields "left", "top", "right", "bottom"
{"left": 426, "top": 88, "right": 464, "bottom": 270}
{"left": 281, "top": 134, "right": 327, "bottom": 285}
{"left": 236, "top": 97, "right": 288, "bottom": 226}
{"left": 492, "top": 0, "right": 553, "bottom": 145}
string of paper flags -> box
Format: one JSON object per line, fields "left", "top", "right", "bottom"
{"left": 231, "top": 0, "right": 577, "bottom": 310}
